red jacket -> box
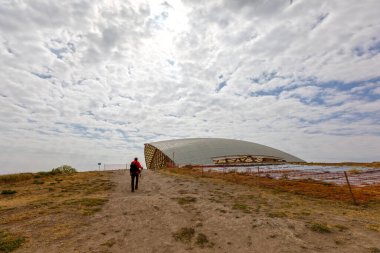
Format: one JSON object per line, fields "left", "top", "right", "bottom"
{"left": 131, "top": 160, "right": 143, "bottom": 174}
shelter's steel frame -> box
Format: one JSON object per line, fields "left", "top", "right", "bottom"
{"left": 212, "top": 155, "right": 285, "bottom": 165}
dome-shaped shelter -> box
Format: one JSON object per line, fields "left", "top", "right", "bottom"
{"left": 144, "top": 138, "right": 304, "bottom": 170}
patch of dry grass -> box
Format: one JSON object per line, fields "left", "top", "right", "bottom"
{"left": 175, "top": 196, "right": 197, "bottom": 205}
{"left": 0, "top": 230, "right": 25, "bottom": 252}
{"left": 309, "top": 222, "right": 332, "bottom": 233}
{"left": 0, "top": 171, "right": 114, "bottom": 251}
{"left": 63, "top": 198, "right": 108, "bottom": 215}
{"left": 232, "top": 203, "right": 251, "bottom": 213}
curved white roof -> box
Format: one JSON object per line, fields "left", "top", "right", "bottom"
{"left": 147, "top": 138, "right": 304, "bottom": 165}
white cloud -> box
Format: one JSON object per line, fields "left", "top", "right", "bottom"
{"left": 1, "top": 0, "right": 380, "bottom": 173}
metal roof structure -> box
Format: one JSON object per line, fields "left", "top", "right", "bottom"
{"left": 144, "top": 138, "right": 305, "bottom": 170}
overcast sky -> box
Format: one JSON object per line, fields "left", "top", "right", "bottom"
{"left": 1, "top": 0, "right": 380, "bottom": 174}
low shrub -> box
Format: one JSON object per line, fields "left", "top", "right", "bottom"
{"left": 34, "top": 165, "right": 77, "bottom": 178}
{"left": 1, "top": 190, "right": 16, "bottom": 195}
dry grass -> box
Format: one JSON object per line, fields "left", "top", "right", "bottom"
{"left": 0, "top": 171, "right": 114, "bottom": 251}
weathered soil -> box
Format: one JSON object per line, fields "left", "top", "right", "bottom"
{"left": 4, "top": 169, "right": 380, "bottom": 252}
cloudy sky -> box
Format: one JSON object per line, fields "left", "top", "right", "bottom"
{"left": 1, "top": 0, "right": 380, "bottom": 174}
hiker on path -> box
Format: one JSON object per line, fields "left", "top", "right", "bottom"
{"left": 130, "top": 157, "right": 143, "bottom": 192}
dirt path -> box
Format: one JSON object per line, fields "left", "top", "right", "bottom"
{"left": 39, "top": 170, "right": 379, "bottom": 253}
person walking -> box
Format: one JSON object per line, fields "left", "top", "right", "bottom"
{"left": 130, "top": 157, "right": 143, "bottom": 192}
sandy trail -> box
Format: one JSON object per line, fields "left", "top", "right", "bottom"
{"left": 42, "top": 170, "right": 379, "bottom": 253}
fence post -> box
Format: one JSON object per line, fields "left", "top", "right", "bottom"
{"left": 344, "top": 171, "right": 358, "bottom": 205}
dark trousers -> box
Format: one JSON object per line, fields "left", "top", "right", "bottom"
{"left": 131, "top": 174, "right": 139, "bottom": 192}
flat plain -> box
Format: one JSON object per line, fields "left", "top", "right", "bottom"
{"left": 1, "top": 169, "right": 379, "bottom": 252}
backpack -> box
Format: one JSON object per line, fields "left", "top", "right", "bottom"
{"left": 130, "top": 162, "right": 138, "bottom": 174}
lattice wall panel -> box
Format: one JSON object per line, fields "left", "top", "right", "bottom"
{"left": 144, "top": 144, "right": 173, "bottom": 170}
{"left": 144, "top": 144, "right": 156, "bottom": 170}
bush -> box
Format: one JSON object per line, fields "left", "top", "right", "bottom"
{"left": 51, "top": 165, "right": 77, "bottom": 175}
{"left": 34, "top": 165, "right": 77, "bottom": 178}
